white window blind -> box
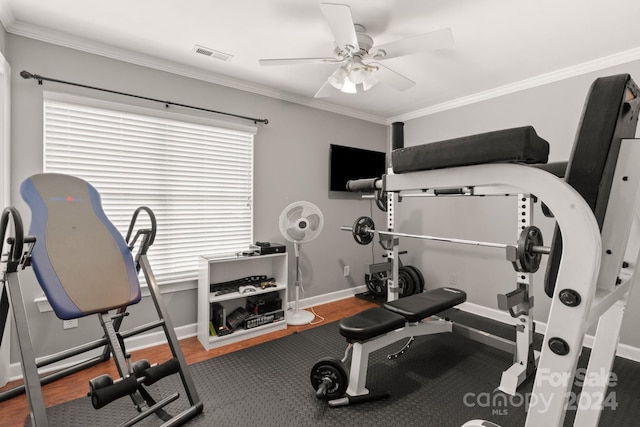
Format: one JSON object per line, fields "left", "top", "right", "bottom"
{"left": 43, "top": 98, "right": 254, "bottom": 285}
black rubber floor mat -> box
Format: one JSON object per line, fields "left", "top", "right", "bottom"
{"left": 30, "top": 314, "right": 640, "bottom": 427}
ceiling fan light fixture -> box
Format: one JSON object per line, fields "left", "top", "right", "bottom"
{"left": 328, "top": 66, "right": 348, "bottom": 89}
{"left": 341, "top": 79, "right": 357, "bottom": 94}
{"left": 348, "top": 65, "right": 366, "bottom": 84}
{"left": 347, "top": 57, "right": 367, "bottom": 84}
{"left": 348, "top": 68, "right": 365, "bottom": 84}
{"left": 362, "top": 72, "right": 379, "bottom": 91}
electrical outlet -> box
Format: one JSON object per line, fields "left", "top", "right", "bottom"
{"left": 343, "top": 265, "right": 350, "bottom": 277}
{"left": 449, "top": 273, "right": 457, "bottom": 285}
{"left": 63, "top": 319, "right": 78, "bottom": 329}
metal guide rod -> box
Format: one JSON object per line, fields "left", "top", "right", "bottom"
{"left": 378, "top": 230, "right": 507, "bottom": 249}
{"left": 339, "top": 226, "right": 551, "bottom": 254}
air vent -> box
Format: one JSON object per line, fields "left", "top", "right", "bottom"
{"left": 193, "top": 45, "right": 233, "bottom": 62}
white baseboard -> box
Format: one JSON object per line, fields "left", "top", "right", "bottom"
{"left": 9, "top": 289, "right": 640, "bottom": 382}
{"left": 457, "top": 301, "right": 640, "bottom": 363}
{"left": 288, "top": 285, "right": 368, "bottom": 311}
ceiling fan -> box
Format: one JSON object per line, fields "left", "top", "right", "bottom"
{"left": 258, "top": 3, "right": 454, "bottom": 97}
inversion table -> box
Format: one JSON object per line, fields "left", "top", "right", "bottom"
{"left": 0, "top": 173, "right": 203, "bottom": 426}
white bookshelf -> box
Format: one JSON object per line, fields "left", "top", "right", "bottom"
{"left": 197, "top": 252, "right": 288, "bottom": 350}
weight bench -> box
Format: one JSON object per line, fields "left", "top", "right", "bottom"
{"left": 342, "top": 287, "right": 466, "bottom": 394}
{"left": 311, "top": 287, "right": 466, "bottom": 404}
{"left": 317, "top": 74, "right": 640, "bottom": 426}
{"left": 0, "top": 173, "right": 203, "bottom": 426}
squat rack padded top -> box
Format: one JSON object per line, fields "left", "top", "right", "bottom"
{"left": 391, "top": 126, "right": 550, "bottom": 173}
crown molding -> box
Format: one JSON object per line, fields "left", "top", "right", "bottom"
{"left": 387, "top": 47, "right": 640, "bottom": 124}
{"left": 8, "top": 19, "right": 640, "bottom": 127}
{"left": 0, "top": 2, "right": 15, "bottom": 32}
{"left": 6, "top": 21, "right": 387, "bottom": 125}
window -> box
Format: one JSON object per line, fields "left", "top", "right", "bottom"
{"left": 43, "top": 94, "right": 256, "bottom": 285}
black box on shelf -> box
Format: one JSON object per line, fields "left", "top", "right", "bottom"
{"left": 210, "top": 302, "right": 231, "bottom": 336}
{"left": 246, "top": 291, "right": 282, "bottom": 315}
{"left": 259, "top": 244, "right": 286, "bottom": 255}
{"left": 244, "top": 309, "right": 285, "bottom": 330}
{"left": 226, "top": 307, "right": 250, "bottom": 331}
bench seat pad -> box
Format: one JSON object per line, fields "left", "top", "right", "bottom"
{"left": 391, "top": 126, "right": 549, "bottom": 174}
{"left": 339, "top": 307, "right": 407, "bottom": 342}
{"left": 383, "top": 287, "right": 467, "bottom": 322}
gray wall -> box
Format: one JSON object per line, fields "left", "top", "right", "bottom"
{"left": 399, "top": 63, "right": 640, "bottom": 349}
{"left": 4, "top": 34, "right": 387, "bottom": 362}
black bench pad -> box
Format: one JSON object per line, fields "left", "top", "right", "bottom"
{"left": 339, "top": 307, "right": 406, "bottom": 341}
{"left": 544, "top": 74, "right": 640, "bottom": 297}
{"left": 391, "top": 126, "right": 549, "bottom": 174}
{"left": 383, "top": 287, "right": 467, "bottom": 323}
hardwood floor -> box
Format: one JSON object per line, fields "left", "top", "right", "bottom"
{"left": 0, "top": 297, "right": 377, "bottom": 427}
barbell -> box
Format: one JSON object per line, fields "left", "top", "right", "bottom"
{"left": 341, "top": 216, "right": 551, "bottom": 273}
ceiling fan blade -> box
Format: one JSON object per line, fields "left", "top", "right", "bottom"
{"left": 373, "top": 28, "right": 454, "bottom": 60}
{"left": 259, "top": 57, "right": 342, "bottom": 66}
{"left": 371, "top": 62, "right": 415, "bottom": 91}
{"left": 320, "top": 3, "right": 359, "bottom": 51}
{"left": 314, "top": 80, "right": 334, "bottom": 98}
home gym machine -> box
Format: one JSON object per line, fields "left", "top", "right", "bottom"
{"left": 311, "top": 74, "right": 640, "bottom": 427}
{"left": 0, "top": 173, "right": 203, "bottom": 426}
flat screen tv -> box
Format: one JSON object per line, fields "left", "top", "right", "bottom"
{"left": 329, "top": 144, "right": 386, "bottom": 192}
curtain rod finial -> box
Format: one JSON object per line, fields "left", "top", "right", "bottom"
{"left": 20, "top": 70, "right": 34, "bottom": 80}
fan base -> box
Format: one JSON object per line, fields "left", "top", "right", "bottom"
{"left": 287, "top": 309, "right": 315, "bottom": 325}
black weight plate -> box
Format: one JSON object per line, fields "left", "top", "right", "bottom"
{"left": 310, "top": 357, "right": 349, "bottom": 400}
{"left": 353, "top": 216, "right": 375, "bottom": 245}
{"left": 398, "top": 266, "right": 417, "bottom": 298}
{"left": 514, "top": 226, "right": 543, "bottom": 273}
{"left": 401, "top": 266, "right": 420, "bottom": 296}
{"left": 405, "top": 265, "right": 425, "bottom": 293}
{"left": 365, "top": 272, "right": 387, "bottom": 297}
{"left": 375, "top": 189, "right": 387, "bottom": 212}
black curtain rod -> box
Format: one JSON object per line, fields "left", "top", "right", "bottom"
{"left": 20, "top": 70, "right": 269, "bottom": 125}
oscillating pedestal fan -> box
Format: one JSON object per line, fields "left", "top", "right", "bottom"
{"left": 278, "top": 201, "right": 324, "bottom": 325}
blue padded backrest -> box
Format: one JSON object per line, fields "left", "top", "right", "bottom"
{"left": 21, "top": 173, "right": 141, "bottom": 320}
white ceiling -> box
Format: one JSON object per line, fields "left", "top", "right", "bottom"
{"left": 2, "top": 0, "right": 640, "bottom": 124}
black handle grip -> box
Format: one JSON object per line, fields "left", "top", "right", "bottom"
{"left": 346, "top": 178, "right": 381, "bottom": 193}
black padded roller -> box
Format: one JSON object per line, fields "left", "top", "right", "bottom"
{"left": 346, "top": 178, "right": 381, "bottom": 192}
{"left": 391, "top": 122, "right": 404, "bottom": 151}
{"left": 91, "top": 375, "right": 138, "bottom": 409}
{"left": 392, "top": 126, "right": 549, "bottom": 174}
{"left": 142, "top": 358, "right": 180, "bottom": 386}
